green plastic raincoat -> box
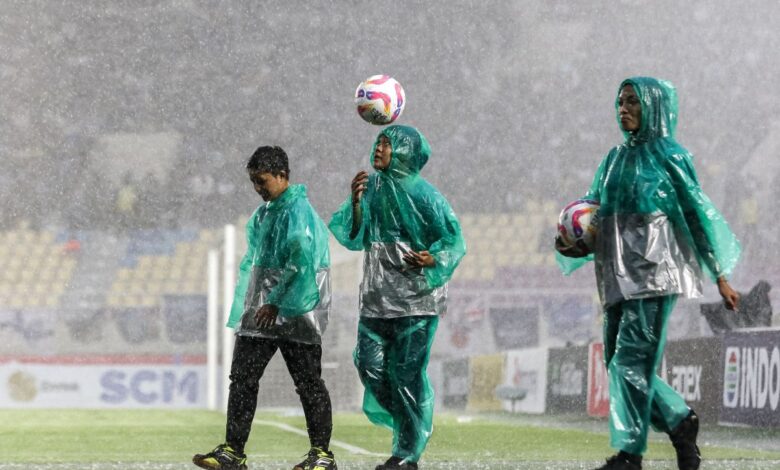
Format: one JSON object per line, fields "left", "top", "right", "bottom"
{"left": 557, "top": 77, "right": 740, "bottom": 455}
{"left": 557, "top": 77, "right": 740, "bottom": 305}
{"left": 227, "top": 184, "right": 331, "bottom": 345}
{"left": 329, "top": 125, "right": 465, "bottom": 463}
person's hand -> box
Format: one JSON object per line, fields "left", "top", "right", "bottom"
{"left": 717, "top": 277, "right": 740, "bottom": 311}
{"left": 254, "top": 304, "right": 279, "bottom": 329}
{"left": 403, "top": 250, "right": 435, "bottom": 268}
{"left": 351, "top": 171, "right": 369, "bottom": 205}
{"left": 555, "top": 235, "right": 588, "bottom": 258}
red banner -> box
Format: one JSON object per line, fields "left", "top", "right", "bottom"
{"left": 587, "top": 342, "right": 609, "bottom": 417}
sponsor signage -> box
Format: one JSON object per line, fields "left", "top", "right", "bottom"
{"left": 719, "top": 329, "right": 780, "bottom": 427}
{"left": 489, "top": 306, "right": 539, "bottom": 350}
{"left": 466, "top": 353, "right": 505, "bottom": 412}
{"left": 0, "top": 355, "right": 206, "bottom": 408}
{"left": 441, "top": 358, "right": 469, "bottom": 409}
{"left": 659, "top": 337, "right": 721, "bottom": 423}
{"left": 546, "top": 345, "right": 588, "bottom": 414}
{"left": 502, "top": 348, "right": 548, "bottom": 414}
{"left": 587, "top": 342, "right": 609, "bottom": 417}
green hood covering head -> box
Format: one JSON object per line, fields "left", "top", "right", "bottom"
{"left": 372, "top": 125, "right": 431, "bottom": 177}
{"left": 330, "top": 124, "right": 466, "bottom": 289}
{"left": 617, "top": 77, "right": 678, "bottom": 144}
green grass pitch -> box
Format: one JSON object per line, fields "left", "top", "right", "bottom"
{"left": 1, "top": 409, "right": 779, "bottom": 469}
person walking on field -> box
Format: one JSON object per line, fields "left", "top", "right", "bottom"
{"left": 193, "top": 146, "right": 337, "bottom": 470}
{"left": 556, "top": 77, "right": 741, "bottom": 470}
{"left": 329, "top": 125, "right": 466, "bottom": 470}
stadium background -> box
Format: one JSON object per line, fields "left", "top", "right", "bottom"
{"left": 2, "top": 1, "right": 780, "bottom": 465}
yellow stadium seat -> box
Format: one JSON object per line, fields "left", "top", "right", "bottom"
{"left": 140, "top": 295, "right": 158, "bottom": 307}
{"left": 127, "top": 281, "right": 146, "bottom": 294}
{"left": 478, "top": 266, "right": 495, "bottom": 280}
{"left": 161, "top": 280, "right": 178, "bottom": 293}
{"left": 117, "top": 268, "right": 133, "bottom": 281}
{"left": 8, "top": 295, "right": 25, "bottom": 308}
{"left": 495, "top": 252, "right": 512, "bottom": 267}
{"left": 150, "top": 268, "right": 167, "bottom": 281}
{"left": 137, "top": 256, "right": 154, "bottom": 269}
{"left": 168, "top": 266, "right": 184, "bottom": 280}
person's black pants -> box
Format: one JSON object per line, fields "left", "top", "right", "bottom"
{"left": 226, "top": 335, "right": 332, "bottom": 454}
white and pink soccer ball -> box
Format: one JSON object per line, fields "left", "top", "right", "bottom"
{"left": 355, "top": 75, "right": 406, "bottom": 125}
{"left": 557, "top": 199, "right": 599, "bottom": 254}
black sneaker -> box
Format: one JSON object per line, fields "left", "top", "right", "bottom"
{"left": 293, "top": 447, "right": 338, "bottom": 470}
{"left": 669, "top": 410, "right": 701, "bottom": 470}
{"left": 375, "top": 456, "right": 418, "bottom": 470}
{"left": 193, "top": 444, "right": 248, "bottom": 470}
{"left": 594, "top": 453, "right": 642, "bottom": 470}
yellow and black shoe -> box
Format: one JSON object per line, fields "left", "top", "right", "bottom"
{"left": 293, "top": 446, "right": 337, "bottom": 470}
{"left": 193, "top": 444, "right": 248, "bottom": 470}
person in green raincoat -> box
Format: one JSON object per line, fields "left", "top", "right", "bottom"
{"left": 330, "top": 125, "right": 466, "bottom": 470}
{"left": 556, "top": 78, "right": 741, "bottom": 470}
{"left": 194, "top": 146, "right": 337, "bottom": 470}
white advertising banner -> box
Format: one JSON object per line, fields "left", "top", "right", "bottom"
{"left": 0, "top": 355, "right": 207, "bottom": 408}
{"left": 502, "top": 348, "right": 548, "bottom": 414}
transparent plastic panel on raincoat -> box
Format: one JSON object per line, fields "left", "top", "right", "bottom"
{"left": 359, "top": 241, "right": 447, "bottom": 318}
{"left": 235, "top": 266, "right": 331, "bottom": 345}
{"left": 595, "top": 212, "right": 703, "bottom": 307}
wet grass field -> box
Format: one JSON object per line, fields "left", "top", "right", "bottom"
{"left": 2, "top": 409, "right": 779, "bottom": 469}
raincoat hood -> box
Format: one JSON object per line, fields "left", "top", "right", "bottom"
{"left": 618, "top": 76, "right": 678, "bottom": 144}
{"left": 373, "top": 125, "right": 431, "bottom": 178}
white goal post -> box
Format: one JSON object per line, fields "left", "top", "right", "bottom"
{"left": 206, "top": 224, "right": 237, "bottom": 412}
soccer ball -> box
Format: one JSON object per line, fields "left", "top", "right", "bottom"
{"left": 557, "top": 199, "right": 599, "bottom": 253}
{"left": 355, "top": 75, "right": 406, "bottom": 125}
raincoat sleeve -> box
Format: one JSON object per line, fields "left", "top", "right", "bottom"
{"left": 555, "top": 151, "right": 613, "bottom": 275}
{"left": 665, "top": 152, "right": 741, "bottom": 280}
{"left": 227, "top": 208, "right": 261, "bottom": 328}
{"left": 421, "top": 195, "right": 466, "bottom": 288}
{"left": 265, "top": 210, "right": 322, "bottom": 318}
{"left": 329, "top": 195, "right": 368, "bottom": 251}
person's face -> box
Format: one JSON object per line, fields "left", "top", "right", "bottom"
{"left": 248, "top": 169, "right": 288, "bottom": 201}
{"left": 373, "top": 135, "right": 392, "bottom": 170}
{"left": 618, "top": 84, "right": 642, "bottom": 133}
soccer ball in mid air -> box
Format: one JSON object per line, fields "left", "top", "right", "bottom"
{"left": 355, "top": 75, "right": 405, "bottom": 125}
{"left": 557, "top": 199, "right": 599, "bottom": 254}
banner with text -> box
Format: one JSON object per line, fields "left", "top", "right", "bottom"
{"left": 719, "top": 329, "right": 780, "bottom": 427}
{"left": 546, "top": 345, "right": 588, "bottom": 415}
{"left": 0, "top": 355, "right": 207, "bottom": 408}
{"left": 659, "top": 336, "right": 722, "bottom": 423}
{"left": 502, "top": 348, "right": 548, "bottom": 414}
{"left": 441, "top": 358, "right": 469, "bottom": 410}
